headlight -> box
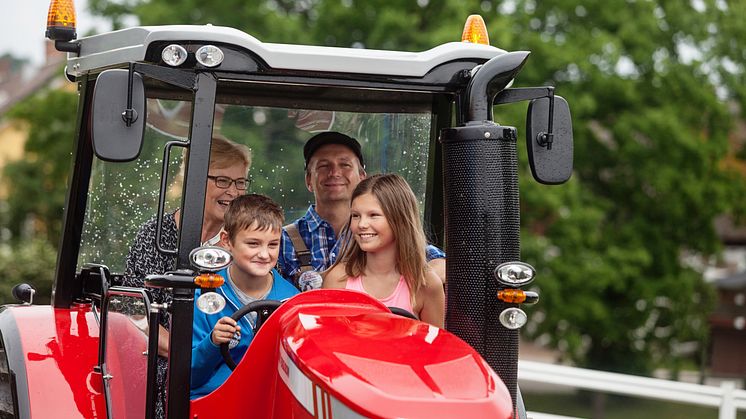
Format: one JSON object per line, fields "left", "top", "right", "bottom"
{"left": 196, "top": 291, "right": 226, "bottom": 314}
{"left": 494, "top": 261, "right": 535, "bottom": 287}
{"left": 190, "top": 246, "right": 232, "bottom": 272}
{"left": 499, "top": 307, "right": 528, "bottom": 330}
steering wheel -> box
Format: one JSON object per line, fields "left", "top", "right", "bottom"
{"left": 220, "top": 299, "right": 283, "bottom": 370}
{"left": 388, "top": 306, "right": 418, "bottom": 320}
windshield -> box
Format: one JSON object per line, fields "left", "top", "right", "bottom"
{"left": 76, "top": 89, "right": 435, "bottom": 274}
{"left": 219, "top": 105, "right": 434, "bottom": 222}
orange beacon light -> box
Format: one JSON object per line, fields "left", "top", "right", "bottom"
{"left": 46, "top": 0, "right": 79, "bottom": 53}
{"left": 461, "top": 15, "right": 490, "bottom": 45}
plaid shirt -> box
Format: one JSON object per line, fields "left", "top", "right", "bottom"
{"left": 278, "top": 205, "right": 445, "bottom": 285}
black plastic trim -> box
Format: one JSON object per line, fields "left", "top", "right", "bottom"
{"left": 0, "top": 309, "right": 30, "bottom": 418}
{"left": 53, "top": 76, "right": 95, "bottom": 309}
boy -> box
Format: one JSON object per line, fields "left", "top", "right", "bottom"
{"left": 190, "top": 194, "right": 299, "bottom": 399}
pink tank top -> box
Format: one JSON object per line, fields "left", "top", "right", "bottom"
{"left": 346, "top": 275, "right": 413, "bottom": 314}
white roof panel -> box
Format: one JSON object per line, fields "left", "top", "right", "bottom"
{"left": 67, "top": 25, "right": 506, "bottom": 78}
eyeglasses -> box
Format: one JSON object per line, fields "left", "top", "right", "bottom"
{"left": 207, "top": 175, "right": 251, "bottom": 190}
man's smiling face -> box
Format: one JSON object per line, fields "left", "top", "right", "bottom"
{"left": 306, "top": 143, "right": 366, "bottom": 205}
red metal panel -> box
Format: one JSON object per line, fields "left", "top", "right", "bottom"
{"left": 281, "top": 291, "right": 511, "bottom": 418}
{"left": 10, "top": 304, "right": 106, "bottom": 418}
{"left": 104, "top": 312, "right": 148, "bottom": 418}
{"left": 191, "top": 290, "right": 511, "bottom": 419}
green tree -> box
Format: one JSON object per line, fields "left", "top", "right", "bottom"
{"left": 2, "top": 89, "right": 78, "bottom": 245}
{"left": 81, "top": 0, "right": 746, "bottom": 377}
{"left": 506, "top": 0, "right": 746, "bottom": 376}
{"left": 0, "top": 239, "right": 57, "bottom": 305}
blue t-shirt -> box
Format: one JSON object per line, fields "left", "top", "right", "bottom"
{"left": 190, "top": 268, "right": 298, "bottom": 399}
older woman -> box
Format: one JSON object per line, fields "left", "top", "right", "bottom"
{"left": 122, "top": 135, "right": 251, "bottom": 418}
{"left": 123, "top": 136, "right": 251, "bottom": 285}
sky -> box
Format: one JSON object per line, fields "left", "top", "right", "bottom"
{"left": 3, "top": 0, "right": 113, "bottom": 67}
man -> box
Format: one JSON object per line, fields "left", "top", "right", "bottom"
{"left": 278, "top": 131, "right": 445, "bottom": 288}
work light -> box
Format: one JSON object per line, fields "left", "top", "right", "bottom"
{"left": 195, "top": 45, "right": 224, "bottom": 67}
{"left": 162, "top": 44, "right": 188, "bottom": 66}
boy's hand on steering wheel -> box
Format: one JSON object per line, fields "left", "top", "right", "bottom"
{"left": 211, "top": 316, "right": 241, "bottom": 346}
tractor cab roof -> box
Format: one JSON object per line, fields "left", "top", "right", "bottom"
{"left": 66, "top": 25, "right": 506, "bottom": 79}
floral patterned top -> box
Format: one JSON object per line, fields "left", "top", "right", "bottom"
{"left": 122, "top": 212, "right": 179, "bottom": 316}
{"left": 122, "top": 212, "right": 178, "bottom": 419}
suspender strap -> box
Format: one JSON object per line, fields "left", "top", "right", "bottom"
{"left": 283, "top": 223, "right": 313, "bottom": 277}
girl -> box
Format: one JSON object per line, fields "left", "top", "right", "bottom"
{"left": 322, "top": 174, "right": 445, "bottom": 327}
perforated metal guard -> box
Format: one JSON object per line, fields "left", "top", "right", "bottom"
{"left": 441, "top": 124, "right": 520, "bottom": 404}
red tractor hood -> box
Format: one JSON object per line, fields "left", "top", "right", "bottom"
{"left": 192, "top": 289, "right": 512, "bottom": 419}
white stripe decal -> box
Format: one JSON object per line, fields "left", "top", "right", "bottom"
{"left": 278, "top": 346, "right": 315, "bottom": 415}
{"left": 278, "top": 345, "right": 366, "bottom": 419}
{"left": 315, "top": 384, "right": 324, "bottom": 418}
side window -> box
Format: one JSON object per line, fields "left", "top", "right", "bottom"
{"left": 77, "top": 99, "right": 190, "bottom": 274}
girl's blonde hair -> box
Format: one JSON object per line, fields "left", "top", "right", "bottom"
{"left": 335, "top": 174, "right": 428, "bottom": 303}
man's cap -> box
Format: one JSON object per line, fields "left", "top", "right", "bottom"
{"left": 303, "top": 131, "right": 365, "bottom": 169}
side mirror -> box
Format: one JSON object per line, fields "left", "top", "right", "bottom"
{"left": 526, "top": 95, "right": 573, "bottom": 184}
{"left": 91, "top": 69, "right": 146, "bottom": 162}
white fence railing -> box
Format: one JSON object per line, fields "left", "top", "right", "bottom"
{"left": 519, "top": 360, "right": 746, "bottom": 419}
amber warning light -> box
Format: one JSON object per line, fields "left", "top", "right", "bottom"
{"left": 46, "top": 0, "right": 78, "bottom": 52}
{"left": 497, "top": 289, "right": 539, "bottom": 305}
{"left": 461, "top": 15, "right": 490, "bottom": 45}
{"left": 195, "top": 273, "right": 225, "bottom": 288}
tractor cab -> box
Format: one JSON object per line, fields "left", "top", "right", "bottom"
{"left": 0, "top": 2, "right": 573, "bottom": 418}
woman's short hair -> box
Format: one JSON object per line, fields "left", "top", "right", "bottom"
{"left": 210, "top": 135, "right": 252, "bottom": 171}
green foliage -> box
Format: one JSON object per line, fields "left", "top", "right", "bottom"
{"left": 507, "top": 0, "right": 746, "bottom": 374}
{"left": 3, "top": 89, "right": 77, "bottom": 245}
{"left": 0, "top": 89, "right": 75, "bottom": 307}
{"left": 65, "top": 0, "right": 746, "bottom": 376}
{"left": 0, "top": 239, "right": 57, "bottom": 305}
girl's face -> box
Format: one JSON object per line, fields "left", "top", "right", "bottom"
{"left": 350, "top": 192, "right": 395, "bottom": 253}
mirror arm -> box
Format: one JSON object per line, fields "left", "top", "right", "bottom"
{"left": 494, "top": 86, "right": 556, "bottom": 150}
{"left": 120, "top": 62, "right": 198, "bottom": 128}
{"left": 122, "top": 63, "right": 139, "bottom": 127}
{"left": 494, "top": 86, "right": 554, "bottom": 105}
{"left": 538, "top": 88, "right": 555, "bottom": 150}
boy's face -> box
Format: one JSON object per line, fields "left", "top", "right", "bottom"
{"left": 221, "top": 222, "right": 281, "bottom": 281}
